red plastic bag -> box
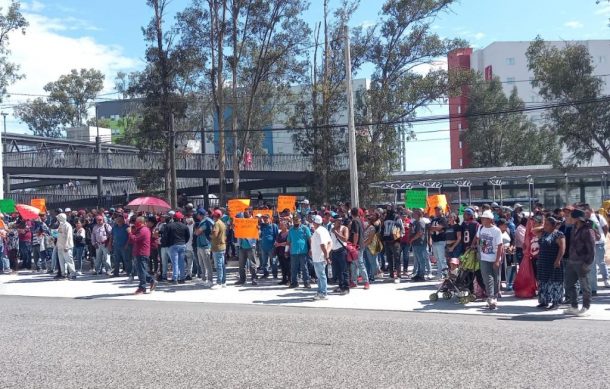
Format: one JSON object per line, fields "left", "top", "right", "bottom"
{"left": 514, "top": 219, "right": 538, "bottom": 298}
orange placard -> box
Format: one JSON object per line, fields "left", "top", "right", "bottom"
{"left": 233, "top": 218, "right": 259, "bottom": 239}
{"left": 31, "top": 198, "right": 47, "bottom": 213}
{"left": 0, "top": 219, "right": 5, "bottom": 229}
{"left": 227, "top": 198, "right": 250, "bottom": 218}
{"left": 253, "top": 209, "right": 273, "bottom": 219}
{"left": 426, "top": 194, "right": 450, "bottom": 215}
{"left": 277, "top": 195, "right": 296, "bottom": 212}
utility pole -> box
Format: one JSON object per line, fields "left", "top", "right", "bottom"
{"left": 344, "top": 25, "right": 359, "bottom": 208}
{"left": 201, "top": 119, "right": 209, "bottom": 210}
{"left": 95, "top": 105, "right": 103, "bottom": 207}
{"left": 169, "top": 113, "right": 177, "bottom": 208}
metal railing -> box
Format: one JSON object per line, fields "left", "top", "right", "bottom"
{"left": 3, "top": 152, "right": 330, "bottom": 172}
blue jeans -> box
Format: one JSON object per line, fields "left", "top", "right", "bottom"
{"left": 364, "top": 248, "right": 377, "bottom": 282}
{"left": 589, "top": 243, "right": 608, "bottom": 292}
{"left": 0, "top": 244, "right": 9, "bottom": 271}
{"left": 313, "top": 261, "right": 327, "bottom": 295}
{"left": 113, "top": 246, "right": 132, "bottom": 275}
{"left": 212, "top": 251, "right": 226, "bottom": 285}
{"left": 169, "top": 244, "right": 186, "bottom": 281}
{"left": 400, "top": 243, "right": 410, "bottom": 272}
{"left": 73, "top": 246, "right": 85, "bottom": 272}
{"left": 290, "top": 253, "right": 310, "bottom": 285}
{"left": 412, "top": 245, "right": 428, "bottom": 278}
{"left": 431, "top": 241, "right": 447, "bottom": 277}
{"left": 135, "top": 255, "right": 154, "bottom": 290}
{"left": 331, "top": 248, "right": 349, "bottom": 290}
{"left": 350, "top": 249, "right": 369, "bottom": 284}
{"left": 160, "top": 247, "right": 170, "bottom": 280}
{"left": 260, "top": 248, "right": 277, "bottom": 276}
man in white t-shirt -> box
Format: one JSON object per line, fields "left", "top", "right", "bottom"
{"left": 473, "top": 210, "right": 503, "bottom": 310}
{"left": 310, "top": 215, "right": 332, "bottom": 300}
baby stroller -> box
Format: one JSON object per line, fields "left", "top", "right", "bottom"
{"left": 429, "top": 257, "right": 476, "bottom": 304}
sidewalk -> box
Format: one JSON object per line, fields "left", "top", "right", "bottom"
{"left": 1, "top": 269, "right": 610, "bottom": 321}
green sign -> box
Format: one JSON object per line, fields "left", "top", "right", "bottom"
{"left": 405, "top": 189, "right": 427, "bottom": 209}
{"left": 0, "top": 199, "right": 15, "bottom": 214}
{"left": 458, "top": 204, "right": 465, "bottom": 215}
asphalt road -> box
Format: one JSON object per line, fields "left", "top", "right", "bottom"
{"left": 0, "top": 296, "right": 606, "bottom": 389}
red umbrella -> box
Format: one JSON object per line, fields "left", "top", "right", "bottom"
{"left": 126, "top": 197, "right": 171, "bottom": 214}
{"left": 16, "top": 204, "right": 41, "bottom": 220}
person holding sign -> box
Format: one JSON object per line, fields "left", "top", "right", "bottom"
{"left": 235, "top": 212, "right": 260, "bottom": 286}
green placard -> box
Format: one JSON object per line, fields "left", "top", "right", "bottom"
{"left": 0, "top": 199, "right": 15, "bottom": 214}
{"left": 458, "top": 204, "right": 465, "bottom": 215}
{"left": 405, "top": 189, "right": 427, "bottom": 209}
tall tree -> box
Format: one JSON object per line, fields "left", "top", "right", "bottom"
{"left": 526, "top": 37, "right": 610, "bottom": 166}
{"left": 15, "top": 68, "right": 104, "bottom": 137}
{"left": 0, "top": 1, "right": 27, "bottom": 102}
{"left": 460, "top": 73, "right": 559, "bottom": 167}
{"left": 357, "top": 0, "right": 465, "bottom": 203}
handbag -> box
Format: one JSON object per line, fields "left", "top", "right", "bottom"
{"left": 333, "top": 230, "right": 359, "bottom": 262}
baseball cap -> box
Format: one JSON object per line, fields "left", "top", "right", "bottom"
{"left": 312, "top": 215, "right": 323, "bottom": 224}
{"left": 302, "top": 199, "right": 310, "bottom": 205}
{"left": 174, "top": 211, "right": 184, "bottom": 220}
{"left": 481, "top": 210, "right": 494, "bottom": 220}
{"left": 168, "top": 210, "right": 176, "bottom": 217}
{"left": 213, "top": 210, "right": 222, "bottom": 218}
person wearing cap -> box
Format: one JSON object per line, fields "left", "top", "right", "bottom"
{"left": 129, "top": 216, "right": 157, "bottom": 295}
{"left": 210, "top": 209, "right": 227, "bottom": 287}
{"left": 109, "top": 213, "right": 131, "bottom": 277}
{"left": 235, "top": 213, "right": 259, "bottom": 287}
{"left": 329, "top": 215, "right": 349, "bottom": 294}
{"left": 165, "top": 211, "right": 190, "bottom": 284}
{"left": 408, "top": 209, "right": 427, "bottom": 282}
{"left": 299, "top": 199, "right": 311, "bottom": 219}
{"left": 287, "top": 214, "right": 312, "bottom": 289}
{"left": 472, "top": 210, "right": 503, "bottom": 310}
{"left": 92, "top": 215, "right": 113, "bottom": 276}
{"left": 564, "top": 209, "right": 596, "bottom": 316}
{"left": 259, "top": 214, "right": 279, "bottom": 279}
{"left": 429, "top": 206, "right": 448, "bottom": 279}
{"left": 194, "top": 210, "right": 214, "bottom": 287}
{"left": 310, "top": 214, "right": 331, "bottom": 300}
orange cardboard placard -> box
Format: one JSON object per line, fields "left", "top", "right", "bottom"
{"left": 426, "top": 194, "right": 450, "bottom": 215}
{"left": 227, "top": 198, "right": 250, "bottom": 218}
{"left": 277, "top": 195, "right": 296, "bottom": 212}
{"left": 253, "top": 209, "right": 273, "bottom": 219}
{"left": 233, "top": 217, "right": 259, "bottom": 239}
{"left": 31, "top": 198, "right": 47, "bottom": 213}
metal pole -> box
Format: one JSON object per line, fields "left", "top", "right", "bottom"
{"left": 1, "top": 112, "right": 7, "bottom": 134}
{"left": 169, "top": 113, "right": 178, "bottom": 208}
{"left": 564, "top": 173, "right": 570, "bottom": 205}
{"left": 344, "top": 25, "right": 359, "bottom": 208}
{"left": 201, "top": 122, "right": 209, "bottom": 210}
{"left": 95, "top": 105, "right": 102, "bottom": 206}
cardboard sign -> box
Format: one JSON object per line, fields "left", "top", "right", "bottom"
{"left": 0, "top": 199, "right": 15, "bottom": 214}
{"left": 405, "top": 189, "right": 427, "bottom": 209}
{"left": 253, "top": 209, "right": 273, "bottom": 219}
{"left": 227, "top": 198, "right": 250, "bottom": 218}
{"left": 31, "top": 198, "right": 47, "bottom": 213}
{"left": 233, "top": 217, "right": 260, "bottom": 239}
{"left": 277, "top": 195, "right": 296, "bottom": 212}
{"left": 0, "top": 219, "right": 5, "bottom": 229}
{"left": 426, "top": 194, "right": 450, "bottom": 215}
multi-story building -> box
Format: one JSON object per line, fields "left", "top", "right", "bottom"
{"left": 448, "top": 40, "right": 610, "bottom": 169}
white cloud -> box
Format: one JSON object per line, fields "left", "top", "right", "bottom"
{"left": 0, "top": 4, "right": 140, "bottom": 131}
{"left": 595, "top": 4, "right": 610, "bottom": 15}
{"left": 21, "top": 0, "right": 45, "bottom": 12}
{"left": 564, "top": 20, "right": 584, "bottom": 29}
{"left": 413, "top": 59, "right": 448, "bottom": 76}
{"left": 473, "top": 32, "right": 485, "bottom": 40}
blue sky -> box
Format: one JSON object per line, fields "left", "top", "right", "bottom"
{"left": 3, "top": 0, "right": 610, "bottom": 170}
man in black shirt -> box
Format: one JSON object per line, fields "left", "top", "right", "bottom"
{"left": 165, "top": 212, "right": 190, "bottom": 284}
{"left": 349, "top": 208, "right": 369, "bottom": 289}
{"left": 429, "top": 206, "right": 448, "bottom": 278}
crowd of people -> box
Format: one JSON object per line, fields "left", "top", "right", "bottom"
{"left": 0, "top": 198, "right": 608, "bottom": 314}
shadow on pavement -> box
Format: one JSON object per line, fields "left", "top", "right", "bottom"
{"left": 75, "top": 292, "right": 135, "bottom": 299}
{"left": 252, "top": 297, "right": 314, "bottom": 305}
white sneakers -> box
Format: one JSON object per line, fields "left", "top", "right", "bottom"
{"left": 577, "top": 308, "right": 590, "bottom": 317}
{"left": 604, "top": 280, "right": 610, "bottom": 288}
{"left": 564, "top": 306, "right": 589, "bottom": 316}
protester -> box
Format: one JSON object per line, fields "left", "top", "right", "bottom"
{"left": 429, "top": 206, "right": 448, "bottom": 279}
{"left": 274, "top": 220, "right": 290, "bottom": 285}
{"left": 129, "top": 216, "right": 157, "bottom": 295}
{"left": 536, "top": 217, "right": 565, "bottom": 310}
{"left": 310, "top": 215, "right": 331, "bottom": 300}
{"left": 56, "top": 213, "right": 77, "bottom": 280}
{"left": 564, "top": 209, "right": 595, "bottom": 316}
{"left": 165, "top": 211, "right": 190, "bottom": 284}
{"left": 349, "top": 207, "right": 369, "bottom": 289}
{"left": 91, "top": 215, "right": 112, "bottom": 276}
{"left": 330, "top": 216, "right": 349, "bottom": 295}
{"left": 210, "top": 210, "right": 227, "bottom": 288}
{"left": 473, "top": 210, "right": 503, "bottom": 310}
{"left": 195, "top": 210, "right": 214, "bottom": 287}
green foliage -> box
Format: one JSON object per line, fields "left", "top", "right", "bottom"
{"left": 15, "top": 68, "right": 104, "bottom": 137}
{"left": 356, "top": 0, "right": 465, "bottom": 203}
{"left": 461, "top": 73, "right": 560, "bottom": 167}
{"left": 0, "top": 0, "right": 27, "bottom": 103}
{"left": 526, "top": 37, "right": 610, "bottom": 165}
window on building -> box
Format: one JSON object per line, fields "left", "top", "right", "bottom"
{"left": 506, "top": 77, "right": 516, "bottom": 84}
{"left": 458, "top": 123, "right": 462, "bottom": 130}
{"left": 459, "top": 141, "right": 463, "bottom": 149}
{"left": 506, "top": 57, "right": 515, "bottom": 65}
{"left": 457, "top": 105, "right": 461, "bottom": 114}
{"left": 459, "top": 158, "right": 463, "bottom": 167}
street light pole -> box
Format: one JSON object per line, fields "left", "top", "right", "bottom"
{"left": 0, "top": 112, "right": 4, "bottom": 199}
{"left": 344, "top": 25, "right": 359, "bottom": 208}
